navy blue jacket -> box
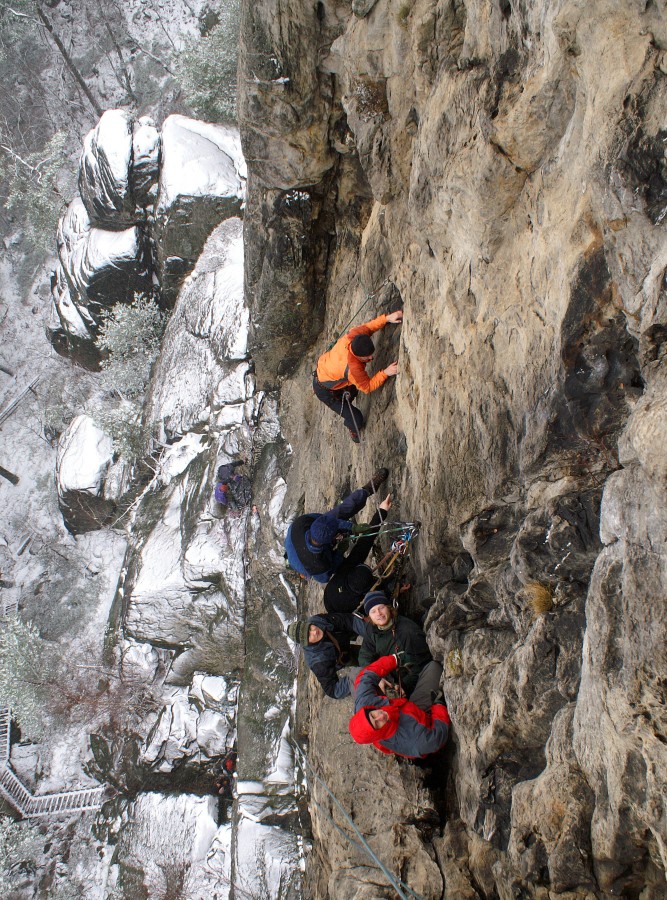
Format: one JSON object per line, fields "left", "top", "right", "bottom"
{"left": 285, "top": 489, "right": 368, "bottom": 583}
{"left": 303, "top": 612, "right": 368, "bottom": 699}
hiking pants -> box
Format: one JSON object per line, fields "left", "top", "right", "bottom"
{"left": 313, "top": 375, "right": 365, "bottom": 435}
{"left": 409, "top": 662, "right": 444, "bottom": 711}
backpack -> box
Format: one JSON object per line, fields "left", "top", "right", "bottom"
{"left": 227, "top": 474, "right": 252, "bottom": 508}
{"left": 216, "top": 462, "right": 240, "bottom": 483}
{"left": 214, "top": 483, "right": 229, "bottom": 504}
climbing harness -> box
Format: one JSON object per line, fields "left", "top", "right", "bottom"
{"left": 347, "top": 520, "right": 421, "bottom": 621}
{"left": 291, "top": 741, "right": 426, "bottom": 900}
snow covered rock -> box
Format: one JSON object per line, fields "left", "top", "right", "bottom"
{"left": 78, "top": 109, "right": 135, "bottom": 229}
{"left": 110, "top": 793, "right": 227, "bottom": 898}
{"left": 140, "top": 685, "right": 235, "bottom": 770}
{"left": 51, "top": 198, "right": 152, "bottom": 339}
{"left": 154, "top": 116, "right": 246, "bottom": 304}
{"left": 122, "top": 439, "right": 246, "bottom": 678}
{"left": 77, "top": 110, "right": 160, "bottom": 229}
{"left": 56, "top": 414, "right": 116, "bottom": 534}
{"left": 147, "top": 218, "right": 249, "bottom": 441}
{"left": 132, "top": 117, "right": 161, "bottom": 211}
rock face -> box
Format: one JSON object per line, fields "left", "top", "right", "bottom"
{"left": 146, "top": 217, "right": 249, "bottom": 441}
{"left": 106, "top": 196, "right": 301, "bottom": 891}
{"left": 238, "top": 0, "right": 667, "bottom": 896}
{"left": 52, "top": 197, "right": 152, "bottom": 339}
{"left": 155, "top": 116, "right": 246, "bottom": 304}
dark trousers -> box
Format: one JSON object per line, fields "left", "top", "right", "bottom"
{"left": 313, "top": 375, "right": 365, "bottom": 435}
{"left": 324, "top": 508, "right": 384, "bottom": 612}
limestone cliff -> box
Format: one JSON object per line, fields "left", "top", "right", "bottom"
{"left": 239, "top": 0, "right": 667, "bottom": 896}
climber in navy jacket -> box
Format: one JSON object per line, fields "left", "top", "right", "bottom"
{"left": 284, "top": 468, "right": 388, "bottom": 583}
{"left": 287, "top": 613, "right": 368, "bottom": 699}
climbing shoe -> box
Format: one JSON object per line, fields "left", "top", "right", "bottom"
{"left": 348, "top": 429, "right": 361, "bottom": 444}
{"left": 361, "top": 467, "right": 389, "bottom": 495}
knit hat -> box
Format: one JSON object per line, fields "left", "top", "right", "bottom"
{"left": 348, "top": 704, "right": 399, "bottom": 744}
{"left": 350, "top": 334, "right": 375, "bottom": 357}
{"left": 363, "top": 590, "right": 389, "bottom": 615}
{"left": 287, "top": 621, "right": 310, "bottom": 647}
{"left": 309, "top": 513, "right": 339, "bottom": 546}
{"left": 347, "top": 564, "right": 375, "bottom": 595}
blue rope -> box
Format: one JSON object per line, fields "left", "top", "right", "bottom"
{"left": 292, "top": 741, "right": 426, "bottom": 900}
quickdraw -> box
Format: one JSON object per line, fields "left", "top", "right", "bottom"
{"left": 366, "top": 521, "right": 421, "bottom": 599}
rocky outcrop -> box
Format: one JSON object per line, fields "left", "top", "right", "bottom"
{"left": 107, "top": 166, "right": 301, "bottom": 890}
{"left": 239, "top": 0, "right": 667, "bottom": 896}
{"left": 78, "top": 110, "right": 161, "bottom": 229}
{"left": 55, "top": 414, "right": 116, "bottom": 534}
{"left": 52, "top": 197, "right": 152, "bottom": 339}
{"left": 51, "top": 112, "right": 246, "bottom": 342}
{"left": 145, "top": 217, "right": 249, "bottom": 441}
{"left": 154, "top": 116, "right": 246, "bottom": 304}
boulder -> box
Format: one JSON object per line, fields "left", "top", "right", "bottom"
{"left": 52, "top": 198, "right": 152, "bottom": 339}
{"left": 55, "top": 414, "right": 115, "bottom": 534}
{"left": 154, "top": 116, "right": 246, "bottom": 304}
{"left": 78, "top": 109, "right": 135, "bottom": 229}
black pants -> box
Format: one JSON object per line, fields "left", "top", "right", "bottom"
{"left": 324, "top": 508, "right": 385, "bottom": 613}
{"left": 313, "top": 375, "right": 365, "bottom": 435}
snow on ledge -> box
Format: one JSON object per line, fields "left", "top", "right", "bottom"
{"left": 157, "top": 115, "right": 246, "bottom": 213}
{"left": 56, "top": 415, "right": 113, "bottom": 496}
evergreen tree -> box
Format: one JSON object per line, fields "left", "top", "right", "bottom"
{"left": 0, "top": 130, "right": 69, "bottom": 255}
{"left": 92, "top": 294, "right": 165, "bottom": 461}
{"left": 178, "top": 0, "right": 241, "bottom": 123}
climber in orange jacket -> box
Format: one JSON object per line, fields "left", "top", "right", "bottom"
{"left": 313, "top": 310, "right": 403, "bottom": 442}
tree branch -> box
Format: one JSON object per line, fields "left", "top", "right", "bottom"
{"left": 34, "top": 1, "right": 103, "bottom": 117}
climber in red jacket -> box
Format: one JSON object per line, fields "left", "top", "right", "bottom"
{"left": 348, "top": 655, "right": 450, "bottom": 759}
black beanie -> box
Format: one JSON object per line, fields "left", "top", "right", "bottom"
{"left": 351, "top": 334, "right": 375, "bottom": 357}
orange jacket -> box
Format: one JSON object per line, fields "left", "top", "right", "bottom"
{"left": 316, "top": 314, "right": 389, "bottom": 393}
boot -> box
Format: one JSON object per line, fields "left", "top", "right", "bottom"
{"left": 361, "top": 467, "right": 389, "bottom": 495}
{"left": 347, "top": 428, "right": 361, "bottom": 444}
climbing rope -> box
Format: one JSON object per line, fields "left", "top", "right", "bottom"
{"left": 342, "top": 391, "right": 383, "bottom": 518}
{"left": 291, "top": 741, "right": 425, "bottom": 900}
{"left": 325, "top": 278, "right": 391, "bottom": 351}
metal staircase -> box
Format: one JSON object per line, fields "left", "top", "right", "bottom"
{"left": 0, "top": 708, "right": 106, "bottom": 818}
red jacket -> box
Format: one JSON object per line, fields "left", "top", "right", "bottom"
{"left": 348, "top": 656, "right": 451, "bottom": 759}
{"left": 316, "top": 314, "right": 389, "bottom": 393}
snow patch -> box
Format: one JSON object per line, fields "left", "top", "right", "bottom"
{"left": 56, "top": 415, "right": 113, "bottom": 496}
{"left": 157, "top": 116, "right": 246, "bottom": 213}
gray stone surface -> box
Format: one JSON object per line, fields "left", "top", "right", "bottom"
{"left": 78, "top": 109, "right": 135, "bottom": 229}
{"left": 52, "top": 197, "right": 152, "bottom": 339}
{"left": 154, "top": 115, "right": 245, "bottom": 305}
{"left": 238, "top": 0, "right": 667, "bottom": 895}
